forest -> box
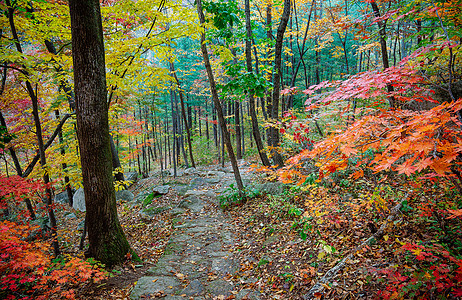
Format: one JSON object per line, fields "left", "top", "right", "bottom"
{"left": 1, "top": 0, "right": 461, "bottom": 298}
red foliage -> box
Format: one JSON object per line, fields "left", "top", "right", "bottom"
{"left": 0, "top": 221, "right": 107, "bottom": 299}
{"left": 377, "top": 243, "right": 462, "bottom": 298}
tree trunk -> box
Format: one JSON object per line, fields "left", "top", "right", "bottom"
{"left": 270, "top": 0, "right": 291, "bottom": 168}
{"left": 170, "top": 89, "right": 177, "bottom": 176}
{"left": 69, "top": 0, "right": 133, "bottom": 266}
{"left": 170, "top": 62, "right": 196, "bottom": 168}
{"left": 197, "top": 0, "right": 244, "bottom": 195}
{"left": 370, "top": 1, "right": 396, "bottom": 108}
{"left": 245, "top": 0, "right": 270, "bottom": 167}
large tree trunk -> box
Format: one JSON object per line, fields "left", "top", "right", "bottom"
{"left": 245, "top": 0, "right": 270, "bottom": 167}
{"left": 69, "top": 0, "right": 132, "bottom": 267}
{"left": 269, "top": 0, "right": 291, "bottom": 168}
{"left": 196, "top": 0, "right": 244, "bottom": 196}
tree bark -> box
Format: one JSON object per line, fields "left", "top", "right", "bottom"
{"left": 196, "top": 0, "right": 244, "bottom": 195}
{"left": 270, "top": 0, "right": 291, "bottom": 168}
{"left": 245, "top": 0, "right": 270, "bottom": 167}
{"left": 170, "top": 62, "right": 196, "bottom": 168}
{"left": 69, "top": 0, "right": 133, "bottom": 266}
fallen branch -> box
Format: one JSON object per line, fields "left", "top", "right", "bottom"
{"left": 303, "top": 196, "right": 407, "bottom": 299}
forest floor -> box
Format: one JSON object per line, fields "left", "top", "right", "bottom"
{"left": 53, "top": 160, "right": 460, "bottom": 299}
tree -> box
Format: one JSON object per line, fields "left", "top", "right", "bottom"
{"left": 245, "top": 0, "right": 271, "bottom": 167}
{"left": 196, "top": 0, "right": 244, "bottom": 196}
{"left": 269, "top": 0, "right": 291, "bottom": 167}
{"left": 68, "top": 0, "right": 133, "bottom": 266}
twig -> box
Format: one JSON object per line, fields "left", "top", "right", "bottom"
{"left": 303, "top": 195, "right": 408, "bottom": 299}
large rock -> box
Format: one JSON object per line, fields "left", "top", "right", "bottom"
{"left": 54, "top": 190, "right": 73, "bottom": 205}
{"left": 254, "top": 182, "right": 284, "bottom": 195}
{"left": 189, "top": 177, "right": 208, "bottom": 189}
{"left": 125, "top": 172, "right": 138, "bottom": 185}
{"left": 72, "top": 188, "right": 86, "bottom": 211}
{"left": 73, "top": 188, "right": 135, "bottom": 211}
{"left": 184, "top": 167, "right": 199, "bottom": 176}
{"left": 130, "top": 276, "right": 180, "bottom": 299}
{"left": 152, "top": 185, "right": 170, "bottom": 195}
{"left": 115, "top": 190, "right": 134, "bottom": 202}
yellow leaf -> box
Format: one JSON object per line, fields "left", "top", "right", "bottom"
{"left": 383, "top": 235, "right": 389, "bottom": 241}
{"left": 318, "top": 252, "right": 326, "bottom": 259}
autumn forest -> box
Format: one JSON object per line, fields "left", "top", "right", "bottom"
{"left": 1, "top": 0, "right": 462, "bottom": 298}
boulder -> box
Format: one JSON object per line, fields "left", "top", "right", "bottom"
{"left": 254, "top": 182, "right": 284, "bottom": 195}
{"left": 73, "top": 188, "right": 134, "bottom": 211}
{"left": 54, "top": 190, "right": 73, "bottom": 205}
{"left": 162, "top": 168, "right": 184, "bottom": 177}
{"left": 116, "top": 190, "right": 134, "bottom": 202}
{"left": 72, "top": 188, "right": 86, "bottom": 211}
{"left": 189, "top": 177, "right": 208, "bottom": 189}
{"left": 184, "top": 167, "right": 199, "bottom": 176}
{"left": 125, "top": 172, "right": 138, "bottom": 185}
{"left": 152, "top": 185, "right": 170, "bottom": 195}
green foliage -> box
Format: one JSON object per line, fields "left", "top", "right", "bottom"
{"left": 142, "top": 193, "right": 156, "bottom": 207}
{"left": 220, "top": 71, "right": 271, "bottom": 99}
{"left": 191, "top": 136, "right": 219, "bottom": 165}
{"left": 202, "top": 0, "right": 242, "bottom": 39}
{"left": 0, "top": 126, "right": 14, "bottom": 149}
{"left": 218, "top": 184, "right": 261, "bottom": 209}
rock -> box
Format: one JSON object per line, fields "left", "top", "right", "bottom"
{"left": 172, "top": 185, "right": 189, "bottom": 195}
{"left": 236, "top": 289, "right": 262, "bottom": 300}
{"left": 152, "top": 185, "right": 170, "bottom": 195}
{"left": 189, "top": 177, "right": 208, "bottom": 189}
{"left": 72, "top": 188, "right": 86, "bottom": 211}
{"left": 161, "top": 168, "right": 174, "bottom": 176}
{"left": 254, "top": 182, "right": 284, "bottom": 195}
{"left": 178, "top": 196, "right": 204, "bottom": 213}
{"left": 27, "top": 217, "right": 51, "bottom": 241}
{"left": 205, "top": 279, "right": 234, "bottom": 297}
{"left": 205, "top": 177, "right": 221, "bottom": 184}
{"left": 181, "top": 279, "right": 204, "bottom": 296}
{"left": 184, "top": 167, "right": 199, "bottom": 175}
{"left": 77, "top": 220, "right": 85, "bottom": 231}
{"left": 54, "top": 190, "right": 72, "bottom": 204}
{"left": 65, "top": 212, "right": 77, "bottom": 219}
{"left": 206, "top": 171, "right": 225, "bottom": 178}
{"left": 162, "top": 168, "right": 184, "bottom": 177}
{"left": 125, "top": 172, "right": 138, "bottom": 185}
{"left": 115, "top": 190, "right": 134, "bottom": 202}
{"left": 184, "top": 190, "right": 215, "bottom": 198}
{"left": 214, "top": 166, "right": 232, "bottom": 173}
{"left": 212, "top": 256, "right": 238, "bottom": 277}
{"left": 146, "top": 255, "right": 181, "bottom": 276}
{"left": 130, "top": 276, "right": 180, "bottom": 300}
{"left": 170, "top": 207, "right": 185, "bottom": 216}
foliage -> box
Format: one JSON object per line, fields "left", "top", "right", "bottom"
{"left": 218, "top": 184, "right": 260, "bottom": 209}
{"left": 0, "top": 220, "right": 107, "bottom": 300}
{"left": 377, "top": 242, "right": 462, "bottom": 299}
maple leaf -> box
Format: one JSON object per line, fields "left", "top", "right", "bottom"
{"left": 395, "top": 160, "right": 415, "bottom": 176}
{"left": 446, "top": 209, "right": 462, "bottom": 219}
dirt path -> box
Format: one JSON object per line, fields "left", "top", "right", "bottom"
{"left": 130, "top": 163, "right": 262, "bottom": 300}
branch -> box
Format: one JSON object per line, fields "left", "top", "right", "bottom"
{"left": 22, "top": 113, "right": 73, "bottom": 178}
{"left": 303, "top": 196, "right": 407, "bottom": 299}
{"left": 107, "top": 0, "right": 166, "bottom": 105}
